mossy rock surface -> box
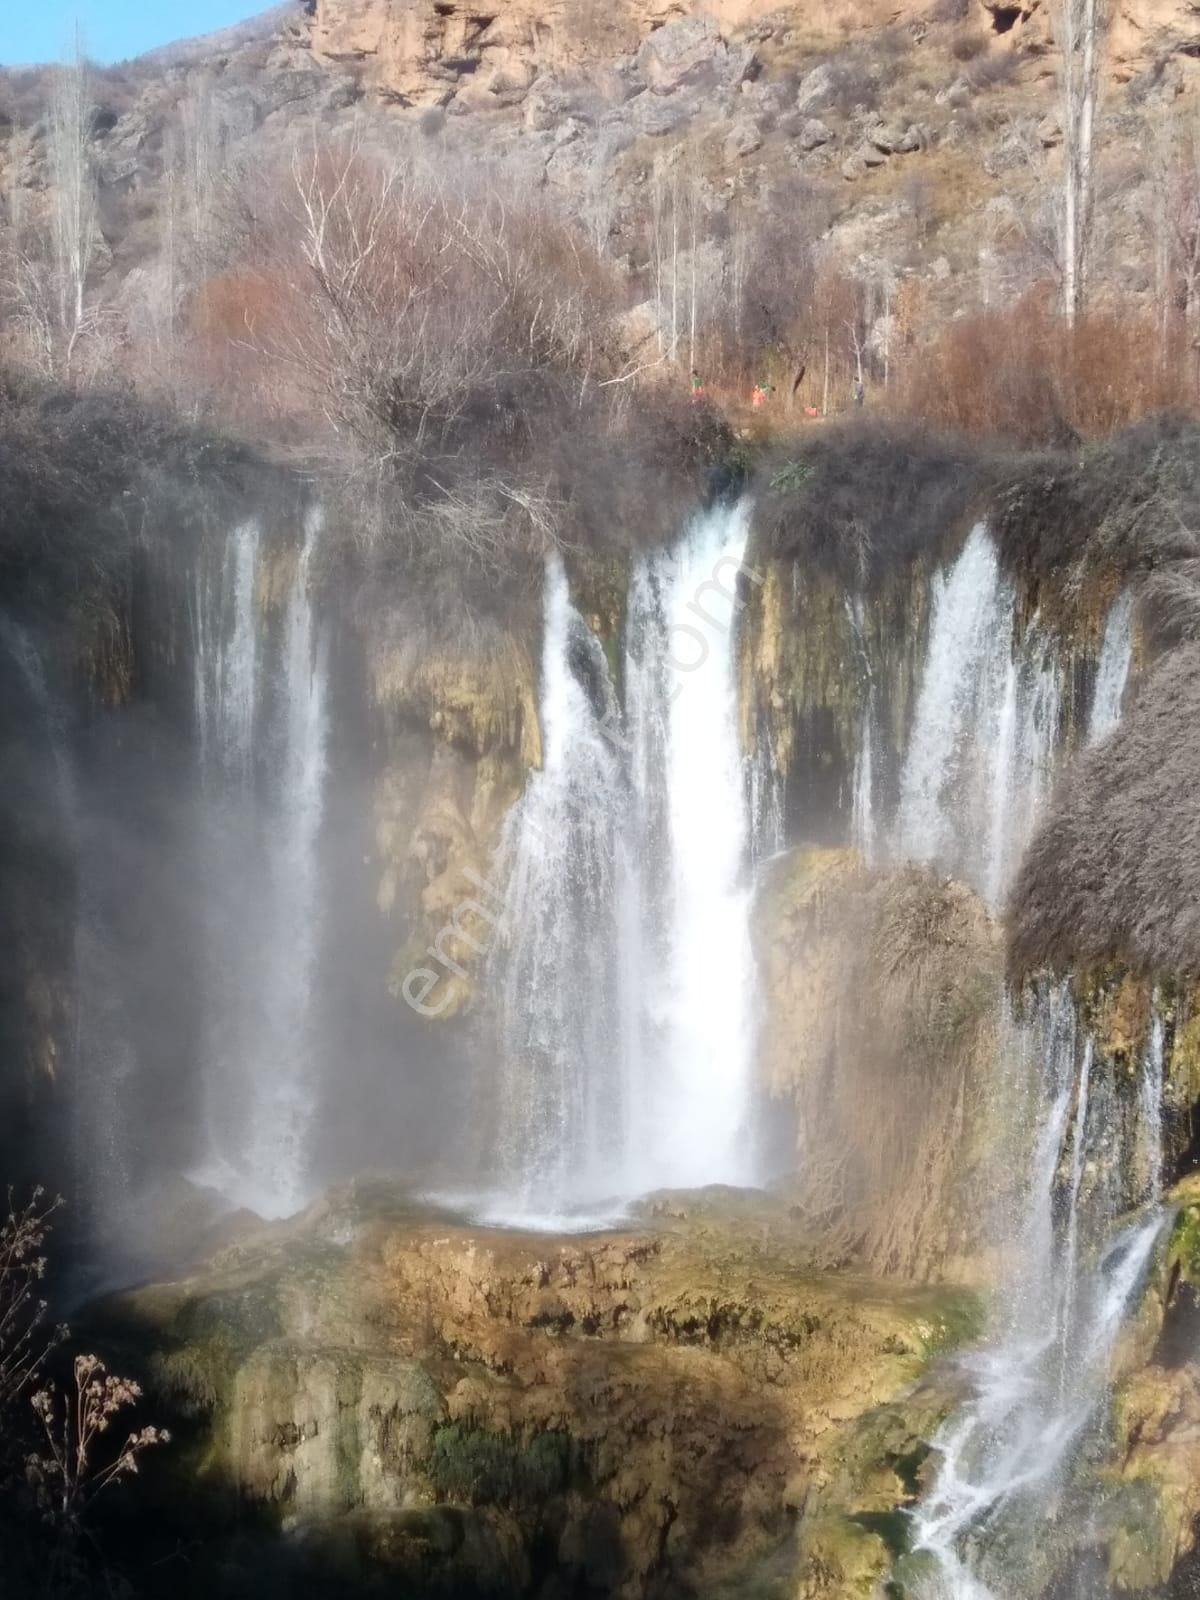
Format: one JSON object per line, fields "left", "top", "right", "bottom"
{"left": 88, "top": 1177, "right": 985, "bottom": 1599}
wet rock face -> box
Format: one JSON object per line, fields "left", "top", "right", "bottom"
{"left": 94, "top": 1181, "right": 980, "bottom": 1597}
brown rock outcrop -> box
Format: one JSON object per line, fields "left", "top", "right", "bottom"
{"left": 94, "top": 1180, "right": 981, "bottom": 1598}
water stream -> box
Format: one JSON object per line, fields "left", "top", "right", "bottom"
{"left": 190, "top": 512, "right": 330, "bottom": 1218}
{"left": 489, "top": 500, "right": 758, "bottom": 1221}
{"left": 908, "top": 985, "right": 1167, "bottom": 1597}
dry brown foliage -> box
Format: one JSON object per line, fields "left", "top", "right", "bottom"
{"left": 0, "top": 1189, "right": 64, "bottom": 1415}
{"left": 758, "top": 849, "right": 1002, "bottom": 1275}
{"left": 894, "top": 289, "right": 1200, "bottom": 445}
{"left": 1009, "top": 643, "right": 1200, "bottom": 979}
{"left": 27, "top": 1354, "right": 169, "bottom": 1531}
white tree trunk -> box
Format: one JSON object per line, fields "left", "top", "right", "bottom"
{"left": 49, "top": 32, "right": 98, "bottom": 372}
{"left": 1058, "top": 0, "right": 1105, "bottom": 321}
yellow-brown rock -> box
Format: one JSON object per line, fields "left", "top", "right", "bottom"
{"left": 94, "top": 1179, "right": 981, "bottom": 1599}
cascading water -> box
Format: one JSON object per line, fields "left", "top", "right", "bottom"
{"left": 489, "top": 501, "right": 758, "bottom": 1221}
{"left": 847, "top": 596, "right": 877, "bottom": 863}
{"left": 642, "top": 501, "right": 757, "bottom": 1193}
{"left": 1138, "top": 1004, "right": 1165, "bottom": 1204}
{"left": 490, "top": 555, "right": 629, "bottom": 1221}
{"left": 892, "top": 525, "right": 1063, "bottom": 906}
{"left": 190, "top": 511, "right": 330, "bottom": 1219}
{"left": 893, "top": 524, "right": 1012, "bottom": 889}
{"left": 1088, "top": 589, "right": 1134, "bottom": 745}
{"left": 908, "top": 985, "right": 1167, "bottom": 1598}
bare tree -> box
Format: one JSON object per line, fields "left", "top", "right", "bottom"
{"left": 1148, "top": 105, "right": 1200, "bottom": 356}
{"left": 49, "top": 32, "right": 99, "bottom": 371}
{"left": 1057, "top": 0, "right": 1107, "bottom": 320}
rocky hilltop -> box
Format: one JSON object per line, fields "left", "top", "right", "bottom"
{"left": 4, "top": 0, "right": 1200, "bottom": 373}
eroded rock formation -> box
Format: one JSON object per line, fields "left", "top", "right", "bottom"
{"left": 90, "top": 1180, "right": 981, "bottom": 1597}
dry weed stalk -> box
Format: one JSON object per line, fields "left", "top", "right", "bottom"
{"left": 27, "top": 1355, "right": 170, "bottom": 1530}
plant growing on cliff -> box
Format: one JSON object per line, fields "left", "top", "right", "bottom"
{"left": 0, "top": 1188, "right": 64, "bottom": 1416}
{"left": 26, "top": 1355, "right": 169, "bottom": 1533}
{"left": 0, "top": 1189, "right": 170, "bottom": 1590}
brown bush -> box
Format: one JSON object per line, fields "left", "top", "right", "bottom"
{"left": 1009, "top": 644, "right": 1200, "bottom": 979}
{"left": 951, "top": 29, "right": 989, "bottom": 59}
{"left": 894, "top": 289, "right": 1200, "bottom": 445}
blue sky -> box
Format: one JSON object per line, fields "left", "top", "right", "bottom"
{"left": 3, "top": 2, "right": 266, "bottom": 66}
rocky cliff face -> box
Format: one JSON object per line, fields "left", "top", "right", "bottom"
{"left": 89, "top": 1180, "right": 980, "bottom": 1599}
{"left": 310, "top": 0, "right": 1200, "bottom": 106}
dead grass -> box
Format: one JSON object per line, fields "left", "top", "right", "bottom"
{"left": 751, "top": 417, "right": 993, "bottom": 590}
{"left": 1009, "top": 645, "right": 1200, "bottom": 979}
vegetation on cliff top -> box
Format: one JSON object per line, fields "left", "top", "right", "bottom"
{"left": 1010, "top": 643, "right": 1200, "bottom": 979}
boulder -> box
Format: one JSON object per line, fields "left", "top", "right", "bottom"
{"left": 798, "top": 116, "right": 834, "bottom": 151}
{"left": 1038, "top": 111, "right": 1063, "bottom": 146}
{"left": 637, "top": 16, "right": 722, "bottom": 94}
{"left": 724, "top": 116, "right": 763, "bottom": 159}
{"left": 869, "top": 122, "right": 907, "bottom": 153}
{"left": 523, "top": 73, "right": 572, "bottom": 132}
{"left": 795, "top": 61, "right": 837, "bottom": 112}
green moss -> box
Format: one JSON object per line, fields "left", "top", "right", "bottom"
{"left": 1166, "top": 1200, "right": 1200, "bottom": 1287}
{"left": 848, "top": 1509, "right": 912, "bottom": 1559}
{"left": 426, "top": 1423, "right": 583, "bottom": 1508}
{"left": 913, "top": 1289, "right": 985, "bottom": 1361}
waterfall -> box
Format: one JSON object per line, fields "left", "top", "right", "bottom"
{"left": 491, "top": 555, "right": 628, "bottom": 1218}
{"left": 747, "top": 734, "right": 785, "bottom": 864}
{"left": 1138, "top": 1005, "right": 1165, "bottom": 1203}
{"left": 646, "top": 501, "right": 757, "bottom": 1192}
{"left": 489, "top": 501, "right": 758, "bottom": 1221}
{"left": 1087, "top": 589, "right": 1134, "bottom": 745}
{"left": 191, "top": 511, "right": 330, "bottom": 1219}
{"left": 893, "top": 525, "right": 1063, "bottom": 906}
{"left": 194, "top": 520, "right": 260, "bottom": 780}
{"left": 847, "top": 596, "right": 876, "bottom": 864}
{"left": 908, "top": 985, "right": 1166, "bottom": 1598}
{"left": 894, "top": 524, "right": 1011, "bottom": 880}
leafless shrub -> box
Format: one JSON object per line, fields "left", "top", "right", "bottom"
{"left": 823, "top": 53, "right": 882, "bottom": 116}
{"left": 967, "top": 49, "right": 1021, "bottom": 89}
{"left": 895, "top": 289, "right": 1198, "bottom": 445}
{"left": 952, "top": 29, "right": 990, "bottom": 60}
{"left": 0, "top": 1189, "right": 64, "bottom": 1416}
{"left": 26, "top": 1355, "right": 170, "bottom": 1532}
{"left": 231, "top": 126, "right": 621, "bottom": 463}
{"left": 928, "top": 0, "right": 971, "bottom": 22}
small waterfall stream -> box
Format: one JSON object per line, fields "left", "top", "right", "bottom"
{"left": 190, "top": 512, "right": 330, "bottom": 1219}
{"left": 489, "top": 500, "right": 758, "bottom": 1221}
{"left": 1088, "top": 589, "right": 1135, "bottom": 746}
{"left": 888, "top": 526, "right": 1128, "bottom": 907}
{"left": 908, "top": 985, "right": 1167, "bottom": 1598}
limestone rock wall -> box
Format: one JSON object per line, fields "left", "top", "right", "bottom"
{"left": 312, "top": 0, "right": 1200, "bottom": 110}
{"left": 97, "top": 1182, "right": 982, "bottom": 1598}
